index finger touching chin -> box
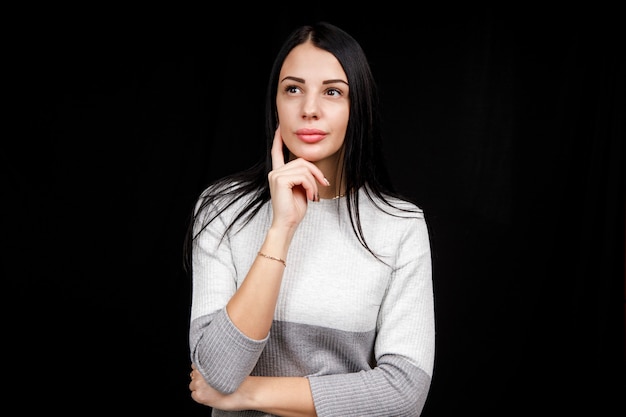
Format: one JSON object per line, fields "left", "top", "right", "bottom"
{"left": 271, "top": 127, "right": 286, "bottom": 169}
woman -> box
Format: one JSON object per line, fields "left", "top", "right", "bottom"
{"left": 186, "top": 21, "right": 435, "bottom": 416}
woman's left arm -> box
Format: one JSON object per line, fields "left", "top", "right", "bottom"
{"left": 306, "top": 215, "right": 435, "bottom": 417}
{"left": 190, "top": 367, "right": 317, "bottom": 417}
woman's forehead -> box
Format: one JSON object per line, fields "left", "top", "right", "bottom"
{"left": 279, "top": 43, "right": 346, "bottom": 83}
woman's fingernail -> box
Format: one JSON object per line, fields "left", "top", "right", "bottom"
{"left": 323, "top": 178, "right": 331, "bottom": 186}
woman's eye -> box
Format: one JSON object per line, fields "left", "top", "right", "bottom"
{"left": 326, "top": 88, "right": 342, "bottom": 97}
{"left": 285, "top": 85, "right": 301, "bottom": 94}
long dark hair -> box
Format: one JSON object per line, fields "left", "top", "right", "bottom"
{"left": 183, "top": 21, "right": 418, "bottom": 272}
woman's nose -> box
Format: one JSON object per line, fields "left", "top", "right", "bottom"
{"left": 301, "top": 96, "right": 320, "bottom": 120}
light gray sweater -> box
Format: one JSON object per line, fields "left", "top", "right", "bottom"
{"left": 189, "top": 186, "right": 435, "bottom": 416}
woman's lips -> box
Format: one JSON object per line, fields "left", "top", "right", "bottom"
{"left": 296, "top": 128, "right": 326, "bottom": 143}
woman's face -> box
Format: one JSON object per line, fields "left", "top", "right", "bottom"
{"left": 276, "top": 41, "right": 350, "bottom": 167}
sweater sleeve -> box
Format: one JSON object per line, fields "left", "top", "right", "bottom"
{"left": 307, "top": 215, "right": 435, "bottom": 416}
{"left": 188, "top": 198, "right": 268, "bottom": 394}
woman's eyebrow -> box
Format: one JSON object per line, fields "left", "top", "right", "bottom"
{"left": 279, "top": 76, "right": 349, "bottom": 86}
{"left": 280, "top": 76, "right": 305, "bottom": 83}
{"left": 323, "top": 79, "right": 349, "bottom": 86}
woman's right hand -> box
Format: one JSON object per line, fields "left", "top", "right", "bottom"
{"left": 268, "top": 126, "right": 329, "bottom": 230}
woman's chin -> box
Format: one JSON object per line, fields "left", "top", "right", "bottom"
{"left": 288, "top": 150, "right": 325, "bottom": 163}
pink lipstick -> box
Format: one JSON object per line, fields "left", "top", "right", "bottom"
{"left": 296, "top": 128, "right": 327, "bottom": 143}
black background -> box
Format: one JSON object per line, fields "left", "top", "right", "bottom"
{"left": 6, "top": 5, "right": 624, "bottom": 415}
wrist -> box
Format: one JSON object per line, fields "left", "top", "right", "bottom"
{"left": 263, "top": 226, "right": 295, "bottom": 259}
{"left": 237, "top": 376, "right": 316, "bottom": 416}
{"left": 237, "top": 376, "right": 258, "bottom": 410}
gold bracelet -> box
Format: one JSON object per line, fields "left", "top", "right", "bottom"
{"left": 257, "top": 251, "right": 286, "bottom": 267}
